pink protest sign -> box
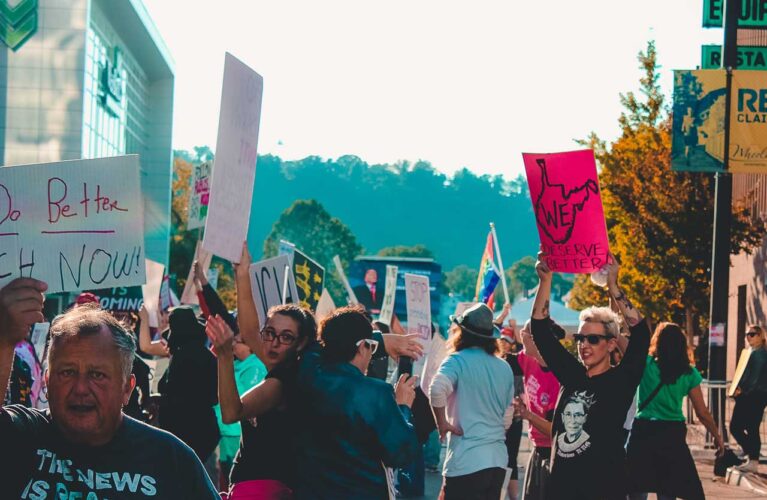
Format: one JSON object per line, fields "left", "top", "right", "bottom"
{"left": 522, "top": 150, "right": 609, "bottom": 274}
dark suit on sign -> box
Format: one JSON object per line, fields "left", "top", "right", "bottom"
{"left": 354, "top": 284, "right": 382, "bottom": 313}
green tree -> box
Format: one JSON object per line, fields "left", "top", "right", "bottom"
{"left": 508, "top": 256, "right": 538, "bottom": 299}
{"left": 263, "top": 199, "right": 363, "bottom": 302}
{"left": 568, "top": 41, "right": 762, "bottom": 335}
{"left": 444, "top": 265, "right": 478, "bottom": 300}
{"left": 377, "top": 244, "right": 435, "bottom": 259}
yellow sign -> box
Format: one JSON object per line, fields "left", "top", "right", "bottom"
{"left": 730, "top": 70, "right": 767, "bottom": 173}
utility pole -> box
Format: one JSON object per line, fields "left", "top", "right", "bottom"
{"left": 707, "top": 0, "right": 739, "bottom": 438}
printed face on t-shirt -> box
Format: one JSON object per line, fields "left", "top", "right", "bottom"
{"left": 562, "top": 401, "right": 586, "bottom": 440}
{"left": 46, "top": 327, "right": 135, "bottom": 446}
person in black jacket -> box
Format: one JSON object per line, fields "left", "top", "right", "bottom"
{"left": 731, "top": 324, "right": 767, "bottom": 474}
{"left": 530, "top": 250, "right": 650, "bottom": 500}
{"left": 158, "top": 306, "right": 219, "bottom": 469}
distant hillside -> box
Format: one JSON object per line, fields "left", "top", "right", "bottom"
{"left": 242, "top": 154, "right": 539, "bottom": 270}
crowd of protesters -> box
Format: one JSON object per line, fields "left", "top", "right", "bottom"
{"left": 1, "top": 241, "right": 766, "bottom": 499}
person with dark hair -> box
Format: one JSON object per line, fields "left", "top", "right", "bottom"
{"left": 531, "top": 250, "right": 650, "bottom": 500}
{"left": 0, "top": 279, "right": 219, "bottom": 498}
{"left": 158, "top": 306, "right": 220, "bottom": 474}
{"left": 428, "top": 302, "right": 515, "bottom": 500}
{"left": 730, "top": 324, "right": 767, "bottom": 474}
{"left": 292, "top": 305, "right": 420, "bottom": 499}
{"left": 627, "top": 322, "right": 724, "bottom": 499}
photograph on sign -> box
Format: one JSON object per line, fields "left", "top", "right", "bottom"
{"left": 0, "top": 155, "right": 146, "bottom": 293}
{"left": 671, "top": 70, "right": 727, "bottom": 172}
{"left": 405, "top": 273, "right": 431, "bottom": 341}
{"left": 249, "top": 255, "right": 298, "bottom": 327}
{"left": 187, "top": 160, "right": 213, "bottom": 230}
{"left": 522, "top": 150, "right": 609, "bottom": 274}
{"left": 729, "top": 70, "right": 767, "bottom": 173}
{"left": 202, "top": 53, "right": 264, "bottom": 263}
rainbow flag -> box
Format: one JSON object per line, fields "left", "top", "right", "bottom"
{"left": 474, "top": 231, "right": 501, "bottom": 310}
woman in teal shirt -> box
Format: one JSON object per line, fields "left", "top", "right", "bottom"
{"left": 627, "top": 323, "right": 724, "bottom": 500}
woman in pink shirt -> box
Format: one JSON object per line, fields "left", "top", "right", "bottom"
{"left": 514, "top": 320, "right": 562, "bottom": 500}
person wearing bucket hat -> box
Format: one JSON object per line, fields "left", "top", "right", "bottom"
{"left": 428, "top": 303, "right": 515, "bottom": 499}
{"left": 158, "top": 306, "right": 220, "bottom": 473}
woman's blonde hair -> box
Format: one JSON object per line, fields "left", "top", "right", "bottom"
{"left": 748, "top": 324, "right": 766, "bottom": 345}
{"left": 578, "top": 306, "right": 620, "bottom": 338}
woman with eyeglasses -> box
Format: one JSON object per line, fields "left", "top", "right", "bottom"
{"left": 626, "top": 322, "right": 724, "bottom": 500}
{"left": 730, "top": 324, "right": 767, "bottom": 474}
{"left": 530, "top": 249, "right": 650, "bottom": 500}
{"left": 205, "top": 244, "right": 318, "bottom": 499}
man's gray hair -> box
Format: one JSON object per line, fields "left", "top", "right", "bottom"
{"left": 48, "top": 304, "right": 136, "bottom": 380}
{"left": 579, "top": 306, "right": 620, "bottom": 339}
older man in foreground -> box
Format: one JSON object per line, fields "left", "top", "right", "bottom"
{"left": 0, "top": 278, "right": 219, "bottom": 499}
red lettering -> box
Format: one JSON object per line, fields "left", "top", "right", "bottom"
{"left": 47, "top": 177, "right": 77, "bottom": 223}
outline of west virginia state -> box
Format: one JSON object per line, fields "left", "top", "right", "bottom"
{"left": 533, "top": 158, "right": 598, "bottom": 244}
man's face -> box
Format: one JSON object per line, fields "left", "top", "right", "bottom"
{"left": 46, "top": 326, "right": 135, "bottom": 446}
{"left": 364, "top": 269, "right": 377, "bottom": 285}
{"left": 562, "top": 401, "right": 586, "bottom": 438}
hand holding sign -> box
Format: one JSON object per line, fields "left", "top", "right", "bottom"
{"left": 0, "top": 278, "right": 47, "bottom": 347}
{"left": 523, "top": 150, "right": 609, "bottom": 274}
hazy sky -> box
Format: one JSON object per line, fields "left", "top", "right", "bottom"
{"left": 142, "top": 0, "right": 722, "bottom": 178}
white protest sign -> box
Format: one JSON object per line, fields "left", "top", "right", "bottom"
{"left": 187, "top": 160, "right": 213, "bottom": 230}
{"left": 142, "top": 259, "right": 165, "bottom": 328}
{"left": 0, "top": 155, "right": 146, "bottom": 293}
{"left": 278, "top": 239, "right": 296, "bottom": 265}
{"left": 30, "top": 322, "right": 50, "bottom": 362}
{"left": 180, "top": 241, "right": 212, "bottom": 305}
{"left": 378, "top": 265, "right": 398, "bottom": 326}
{"left": 333, "top": 255, "right": 358, "bottom": 305}
{"left": 405, "top": 273, "right": 431, "bottom": 341}
{"left": 420, "top": 330, "right": 447, "bottom": 394}
{"left": 202, "top": 53, "right": 263, "bottom": 263}
{"left": 250, "top": 255, "right": 298, "bottom": 327}
{"left": 315, "top": 288, "right": 337, "bottom": 321}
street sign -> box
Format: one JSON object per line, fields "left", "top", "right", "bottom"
{"left": 703, "top": 0, "right": 767, "bottom": 28}
{"left": 702, "top": 44, "right": 767, "bottom": 70}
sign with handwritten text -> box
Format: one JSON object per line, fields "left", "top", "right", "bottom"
{"left": 522, "top": 150, "right": 609, "bottom": 274}
{"left": 405, "top": 273, "right": 431, "bottom": 341}
{"left": 203, "top": 52, "right": 263, "bottom": 262}
{"left": 187, "top": 160, "right": 212, "bottom": 230}
{"left": 0, "top": 155, "right": 146, "bottom": 293}
{"left": 249, "top": 255, "right": 298, "bottom": 327}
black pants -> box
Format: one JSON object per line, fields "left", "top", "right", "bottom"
{"left": 441, "top": 467, "right": 506, "bottom": 500}
{"left": 730, "top": 391, "right": 767, "bottom": 459}
{"left": 523, "top": 446, "right": 550, "bottom": 500}
{"left": 506, "top": 419, "right": 524, "bottom": 479}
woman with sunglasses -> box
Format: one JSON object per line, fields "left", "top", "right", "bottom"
{"left": 627, "top": 322, "right": 724, "bottom": 500}
{"left": 730, "top": 324, "right": 767, "bottom": 474}
{"left": 531, "top": 250, "right": 650, "bottom": 500}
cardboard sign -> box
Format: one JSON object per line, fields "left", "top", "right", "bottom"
{"left": 142, "top": 259, "right": 165, "bottom": 328}
{"left": 420, "top": 330, "right": 447, "bottom": 394}
{"left": 729, "top": 347, "right": 753, "bottom": 397}
{"left": 315, "top": 288, "right": 336, "bottom": 321}
{"left": 671, "top": 70, "right": 727, "bottom": 172}
{"left": 0, "top": 155, "right": 146, "bottom": 293}
{"left": 730, "top": 70, "right": 767, "bottom": 173}
{"left": 522, "top": 150, "right": 610, "bottom": 274}
{"left": 293, "top": 248, "right": 324, "bottom": 311}
{"left": 333, "top": 255, "right": 359, "bottom": 305}
{"left": 88, "top": 286, "right": 143, "bottom": 311}
{"left": 187, "top": 160, "right": 212, "bottom": 230}
{"left": 180, "top": 241, "right": 212, "bottom": 305}
{"left": 30, "top": 322, "right": 50, "bottom": 362}
{"left": 405, "top": 273, "right": 431, "bottom": 341}
{"left": 249, "top": 255, "right": 298, "bottom": 327}
{"left": 203, "top": 53, "right": 264, "bottom": 263}
{"left": 378, "top": 265, "right": 398, "bottom": 326}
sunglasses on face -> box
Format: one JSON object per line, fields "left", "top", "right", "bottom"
{"left": 747, "top": 331, "right": 761, "bottom": 338}
{"left": 573, "top": 334, "right": 612, "bottom": 345}
{"left": 260, "top": 327, "right": 298, "bottom": 346}
{"left": 356, "top": 338, "right": 379, "bottom": 354}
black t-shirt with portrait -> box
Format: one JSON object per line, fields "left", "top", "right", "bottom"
{"left": 0, "top": 405, "right": 219, "bottom": 499}
{"left": 530, "top": 317, "right": 650, "bottom": 500}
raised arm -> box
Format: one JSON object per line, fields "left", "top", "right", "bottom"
{"left": 206, "top": 314, "right": 282, "bottom": 423}
{"left": 233, "top": 243, "right": 265, "bottom": 361}
{"left": 0, "top": 278, "right": 47, "bottom": 406}
{"left": 494, "top": 302, "right": 512, "bottom": 327}
{"left": 137, "top": 305, "right": 169, "bottom": 357}
{"left": 195, "top": 261, "right": 237, "bottom": 332}
{"left": 530, "top": 251, "right": 586, "bottom": 383}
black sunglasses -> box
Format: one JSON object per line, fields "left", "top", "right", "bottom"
{"left": 747, "top": 331, "right": 761, "bottom": 338}
{"left": 573, "top": 334, "right": 612, "bottom": 345}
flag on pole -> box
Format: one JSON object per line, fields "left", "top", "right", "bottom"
{"left": 474, "top": 231, "right": 501, "bottom": 310}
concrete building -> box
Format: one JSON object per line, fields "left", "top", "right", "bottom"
{"left": 0, "top": 0, "right": 174, "bottom": 269}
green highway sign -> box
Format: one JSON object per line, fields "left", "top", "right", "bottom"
{"left": 703, "top": 0, "right": 767, "bottom": 27}
{"left": 0, "top": 0, "right": 37, "bottom": 51}
{"left": 702, "top": 44, "right": 767, "bottom": 69}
